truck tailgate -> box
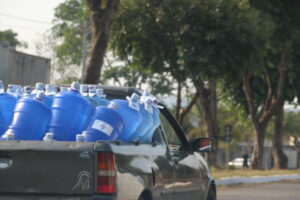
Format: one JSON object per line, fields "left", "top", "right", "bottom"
{"left": 0, "top": 141, "right": 95, "bottom": 195}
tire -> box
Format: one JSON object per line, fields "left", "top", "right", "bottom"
{"left": 206, "top": 188, "right": 216, "bottom": 200}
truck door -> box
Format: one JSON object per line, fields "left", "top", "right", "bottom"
{"left": 159, "top": 111, "right": 205, "bottom": 200}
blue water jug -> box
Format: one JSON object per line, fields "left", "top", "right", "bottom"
{"left": 0, "top": 108, "right": 6, "bottom": 135}
{"left": 129, "top": 98, "right": 154, "bottom": 141}
{"left": 7, "top": 84, "right": 22, "bottom": 99}
{"left": 1, "top": 92, "right": 51, "bottom": 140}
{"left": 44, "top": 84, "right": 56, "bottom": 107}
{"left": 140, "top": 98, "right": 161, "bottom": 143}
{"left": 89, "top": 87, "right": 109, "bottom": 107}
{"left": 84, "top": 102, "right": 125, "bottom": 142}
{"left": 48, "top": 82, "right": 90, "bottom": 141}
{"left": 80, "top": 84, "right": 89, "bottom": 97}
{"left": 0, "top": 82, "right": 17, "bottom": 136}
{"left": 111, "top": 93, "right": 142, "bottom": 141}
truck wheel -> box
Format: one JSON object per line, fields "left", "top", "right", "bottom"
{"left": 206, "top": 188, "right": 216, "bottom": 200}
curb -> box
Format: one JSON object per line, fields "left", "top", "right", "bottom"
{"left": 215, "top": 174, "right": 300, "bottom": 186}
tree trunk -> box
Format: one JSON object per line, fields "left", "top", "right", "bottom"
{"left": 251, "top": 126, "right": 266, "bottom": 169}
{"left": 83, "top": 0, "right": 120, "bottom": 84}
{"left": 198, "top": 80, "right": 219, "bottom": 167}
{"left": 175, "top": 80, "right": 182, "bottom": 122}
{"left": 272, "top": 100, "right": 288, "bottom": 169}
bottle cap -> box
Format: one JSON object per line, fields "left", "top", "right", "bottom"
{"left": 35, "top": 83, "right": 45, "bottom": 91}
{"left": 71, "top": 82, "right": 80, "bottom": 91}
{"left": 23, "top": 86, "right": 32, "bottom": 94}
{"left": 36, "top": 91, "right": 45, "bottom": 100}
{"left": 43, "top": 133, "right": 54, "bottom": 141}
{"left": 45, "top": 84, "right": 56, "bottom": 95}
{"left": 108, "top": 102, "right": 118, "bottom": 110}
{"left": 96, "top": 88, "right": 106, "bottom": 98}
{"left": 0, "top": 80, "right": 4, "bottom": 94}
{"left": 60, "top": 87, "right": 68, "bottom": 92}
{"left": 76, "top": 134, "right": 85, "bottom": 142}
{"left": 6, "top": 133, "right": 15, "bottom": 140}
{"left": 80, "top": 84, "right": 88, "bottom": 93}
{"left": 141, "top": 90, "right": 151, "bottom": 103}
{"left": 130, "top": 93, "right": 140, "bottom": 102}
{"left": 7, "top": 84, "right": 16, "bottom": 93}
{"left": 88, "top": 85, "right": 96, "bottom": 93}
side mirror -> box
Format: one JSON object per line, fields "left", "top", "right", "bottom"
{"left": 190, "top": 137, "right": 214, "bottom": 152}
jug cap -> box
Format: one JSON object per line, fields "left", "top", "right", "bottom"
{"left": 141, "top": 90, "right": 151, "bottom": 103}
{"left": 96, "top": 88, "right": 106, "bottom": 98}
{"left": 43, "top": 133, "right": 54, "bottom": 141}
{"left": 130, "top": 93, "right": 140, "bottom": 102}
{"left": 45, "top": 84, "right": 56, "bottom": 95}
{"left": 60, "top": 87, "right": 69, "bottom": 92}
{"left": 76, "top": 134, "right": 85, "bottom": 142}
{"left": 7, "top": 84, "right": 16, "bottom": 93}
{"left": 36, "top": 91, "right": 45, "bottom": 100}
{"left": 80, "top": 84, "right": 88, "bottom": 93}
{"left": 0, "top": 80, "right": 4, "bottom": 94}
{"left": 108, "top": 102, "right": 118, "bottom": 110}
{"left": 71, "top": 82, "right": 80, "bottom": 91}
{"left": 23, "top": 86, "right": 32, "bottom": 94}
{"left": 35, "top": 83, "right": 45, "bottom": 91}
{"left": 151, "top": 97, "right": 164, "bottom": 109}
{"left": 5, "top": 133, "right": 15, "bottom": 140}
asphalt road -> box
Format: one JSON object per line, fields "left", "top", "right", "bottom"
{"left": 217, "top": 181, "right": 300, "bottom": 200}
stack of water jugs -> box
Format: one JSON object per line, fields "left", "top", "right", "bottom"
{"left": 0, "top": 81, "right": 161, "bottom": 143}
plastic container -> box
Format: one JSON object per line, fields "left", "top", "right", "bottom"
{"left": 7, "top": 84, "right": 22, "bottom": 99}
{"left": 0, "top": 109, "right": 6, "bottom": 135}
{"left": 0, "top": 82, "right": 17, "bottom": 136}
{"left": 140, "top": 97, "right": 161, "bottom": 143}
{"left": 1, "top": 92, "right": 51, "bottom": 140}
{"left": 111, "top": 93, "right": 142, "bottom": 141}
{"left": 84, "top": 102, "right": 124, "bottom": 142}
{"left": 23, "top": 86, "right": 34, "bottom": 97}
{"left": 48, "top": 82, "right": 90, "bottom": 141}
{"left": 80, "top": 84, "right": 89, "bottom": 97}
{"left": 88, "top": 87, "right": 109, "bottom": 107}
{"left": 43, "top": 84, "right": 56, "bottom": 107}
{"left": 128, "top": 97, "right": 153, "bottom": 141}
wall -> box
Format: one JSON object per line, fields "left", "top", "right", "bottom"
{"left": 0, "top": 46, "right": 50, "bottom": 86}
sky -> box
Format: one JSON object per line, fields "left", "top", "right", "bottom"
{"left": 0, "top": 0, "right": 65, "bottom": 55}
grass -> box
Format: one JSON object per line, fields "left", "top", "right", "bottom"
{"left": 211, "top": 168, "right": 300, "bottom": 179}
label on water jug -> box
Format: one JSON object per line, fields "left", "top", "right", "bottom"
{"left": 91, "top": 120, "right": 113, "bottom": 136}
{"left": 128, "top": 101, "right": 140, "bottom": 111}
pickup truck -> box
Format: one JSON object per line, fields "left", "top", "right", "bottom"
{"left": 0, "top": 86, "right": 216, "bottom": 200}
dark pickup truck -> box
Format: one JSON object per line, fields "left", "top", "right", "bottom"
{"left": 0, "top": 86, "right": 216, "bottom": 200}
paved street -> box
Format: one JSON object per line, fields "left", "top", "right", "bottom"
{"left": 217, "top": 181, "right": 300, "bottom": 200}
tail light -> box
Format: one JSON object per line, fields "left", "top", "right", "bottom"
{"left": 97, "top": 152, "right": 116, "bottom": 194}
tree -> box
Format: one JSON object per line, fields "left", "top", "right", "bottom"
{"left": 248, "top": 0, "right": 300, "bottom": 169}
{"left": 0, "top": 29, "right": 24, "bottom": 49}
{"left": 82, "top": 0, "right": 120, "bottom": 84}
{"left": 110, "top": 0, "right": 200, "bottom": 127}
{"left": 52, "top": 0, "right": 87, "bottom": 67}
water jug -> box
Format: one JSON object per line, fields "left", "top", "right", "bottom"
{"left": 111, "top": 93, "right": 142, "bottom": 141}
{"left": 44, "top": 84, "right": 56, "bottom": 107}
{"left": 88, "top": 87, "right": 109, "bottom": 107}
{"left": 1, "top": 92, "right": 51, "bottom": 140}
{"left": 140, "top": 97, "right": 161, "bottom": 143}
{"left": 84, "top": 102, "right": 125, "bottom": 142}
{"left": 129, "top": 97, "right": 154, "bottom": 141}
{"left": 48, "top": 82, "right": 90, "bottom": 141}
{"left": 0, "top": 81, "right": 17, "bottom": 135}
{"left": 0, "top": 108, "right": 6, "bottom": 135}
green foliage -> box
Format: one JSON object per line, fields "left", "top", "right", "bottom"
{"left": 52, "top": 0, "right": 88, "bottom": 66}
{"left": 284, "top": 111, "right": 300, "bottom": 137}
{"left": 0, "top": 29, "right": 24, "bottom": 49}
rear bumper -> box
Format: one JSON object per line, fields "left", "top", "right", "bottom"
{"left": 0, "top": 194, "right": 117, "bottom": 200}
